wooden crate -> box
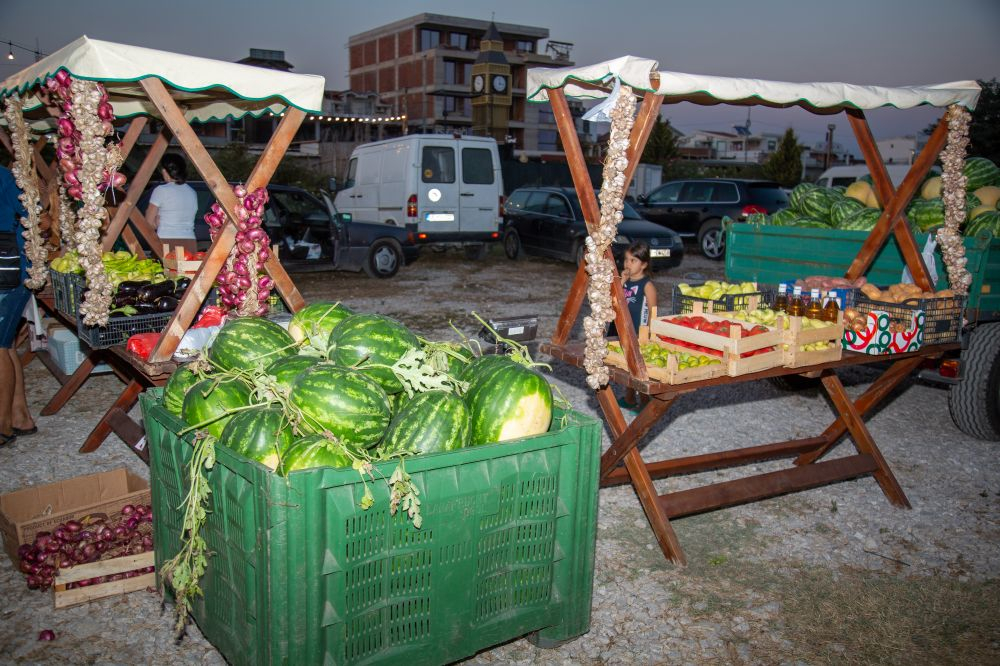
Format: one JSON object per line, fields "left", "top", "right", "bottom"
{"left": 53, "top": 551, "right": 155, "bottom": 609}
{"left": 650, "top": 303, "right": 784, "bottom": 377}
{"left": 782, "top": 311, "right": 845, "bottom": 368}
{"left": 161, "top": 245, "right": 201, "bottom": 275}
{"left": 605, "top": 340, "right": 728, "bottom": 385}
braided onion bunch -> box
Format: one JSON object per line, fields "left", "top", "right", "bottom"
{"left": 2, "top": 95, "right": 48, "bottom": 289}
{"left": 583, "top": 84, "right": 636, "bottom": 389}
{"left": 936, "top": 104, "right": 973, "bottom": 295}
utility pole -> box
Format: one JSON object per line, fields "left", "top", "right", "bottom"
{"left": 825, "top": 123, "right": 835, "bottom": 170}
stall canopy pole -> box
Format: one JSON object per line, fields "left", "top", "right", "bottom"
{"left": 139, "top": 77, "right": 306, "bottom": 363}
{"left": 844, "top": 109, "right": 948, "bottom": 290}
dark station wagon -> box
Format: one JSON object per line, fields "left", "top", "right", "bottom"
{"left": 501, "top": 186, "right": 684, "bottom": 271}
{"left": 633, "top": 178, "right": 789, "bottom": 259}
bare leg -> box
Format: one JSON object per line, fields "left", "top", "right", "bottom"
{"left": 0, "top": 349, "right": 15, "bottom": 437}
{"left": 8, "top": 349, "right": 32, "bottom": 431}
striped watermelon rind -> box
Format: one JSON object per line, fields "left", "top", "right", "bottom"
{"left": 965, "top": 210, "right": 1000, "bottom": 237}
{"left": 208, "top": 317, "right": 297, "bottom": 373}
{"left": 830, "top": 198, "right": 865, "bottom": 228}
{"left": 327, "top": 314, "right": 420, "bottom": 393}
{"left": 163, "top": 364, "right": 202, "bottom": 416}
{"left": 463, "top": 357, "right": 553, "bottom": 446}
{"left": 907, "top": 198, "right": 945, "bottom": 233}
{"left": 289, "top": 363, "right": 391, "bottom": 448}
{"left": 798, "top": 188, "right": 841, "bottom": 224}
{"left": 181, "top": 377, "right": 254, "bottom": 439}
{"left": 219, "top": 406, "right": 295, "bottom": 470}
{"left": 767, "top": 209, "right": 799, "bottom": 227}
{"left": 380, "top": 390, "right": 470, "bottom": 456}
{"left": 265, "top": 354, "right": 319, "bottom": 397}
{"left": 287, "top": 302, "right": 354, "bottom": 352}
{"left": 788, "top": 217, "right": 830, "bottom": 229}
{"left": 280, "top": 435, "right": 357, "bottom": 474}
{"left": 840, "top": 208, "right": 882, "bottom": 231}
{"left": 964, "top": 157, "right": 1000, "bottom": 191}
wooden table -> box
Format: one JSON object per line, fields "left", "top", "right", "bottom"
{"left": 543, "top": 340, "right": 957, "bottom": 565}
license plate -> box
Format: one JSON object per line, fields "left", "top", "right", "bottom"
{"left": 425, "top": 213, "right": 455, "bottom": 222}
{"left": 650, "top": 248, "right": 670, "bottom": 257}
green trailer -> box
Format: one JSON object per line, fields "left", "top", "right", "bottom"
{"left": 726, "top": 223, "right": 1000, "bottom": 441}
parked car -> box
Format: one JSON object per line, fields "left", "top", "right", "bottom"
{"left": 633, "top": 178, "right": 789, "bottom": 259}
{"left": 501, "top": 186, "right": 684, "bottom": 271}
{"left": 136, "top": 182, "right": 419, "bottom": 278}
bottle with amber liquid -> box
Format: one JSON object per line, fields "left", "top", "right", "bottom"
{"left": 773, "top": 283, "right": 789, "bottom": 313}
{"left": 787, "top": 285, "right": 805, "bottom": 317}
{"left": 822, "top": 290, "right": 841, "bottom": 323}
{"left": 805, "top": 288, "right": 823, "bottom": 320}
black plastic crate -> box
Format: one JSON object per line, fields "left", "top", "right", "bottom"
{"left": 854, "top": 293, "right": 966, "bottom": 345}
{"left": 671, "top": 282, "right": 765, "bottom": 314}
{"left": 50, "top": 270, "right": 84, "bottom": 316}
{"left": 77, "top": 310, "right": 174, "bottom": 349}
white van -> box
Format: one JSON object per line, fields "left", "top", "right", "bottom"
{"left": 334, "top": 134, "right": 503, "bottom": 257}
{"left": 816, "top": 164, "right": 939, "bottom": 189}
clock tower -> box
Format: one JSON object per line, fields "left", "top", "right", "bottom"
{"left": 471, "top": 21, "right": 511, "bottom": 142}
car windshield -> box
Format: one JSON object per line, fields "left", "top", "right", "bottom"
{"left": 560, "top": 191, "right": 644, "bottom": 220}
{"left": 746, "top": 183, "right": 789, "bottom": 207}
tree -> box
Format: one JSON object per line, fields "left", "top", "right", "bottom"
{"left": 763, "top": 128, "right": 802, "bottom": 188}
{"left": 641, "top": 116, "right": 679, "bottom": 168}
{"left": 923, "top": 78, "right": 1000, "bottom": 164}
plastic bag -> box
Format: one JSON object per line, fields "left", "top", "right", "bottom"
{"left": 126, "top": 332, "right": 161, "bottom": 360}
{"left": 193, "top": 305, "right": 225, "bottom": 329}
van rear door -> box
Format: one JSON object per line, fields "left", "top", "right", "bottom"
{"left": 417, "top": 142, "right": 460, "bottom": 234}
{"left": 458, "top": 145, "right": 500, "bottom": 234}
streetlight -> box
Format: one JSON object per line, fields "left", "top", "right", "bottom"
{"left": 825, "top": 124, "right": 836, "bottom": 170}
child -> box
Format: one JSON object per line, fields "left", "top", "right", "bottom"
{"left": 618, "top": 240, "right": 657, "bottom": 410}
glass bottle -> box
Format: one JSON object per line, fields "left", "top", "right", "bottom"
{"left": 773, "top": 283, "right": 788, "bottom": 313}
{"left": 787, "top": 285, "right": 805, "bottom": 317}
{"left": 805, "top": 288, "right": 823, "bottom": 320}
{"left": 823, "top": 291, "right": 841, "bottom": 323}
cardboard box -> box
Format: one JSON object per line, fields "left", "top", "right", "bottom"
{"left": 0, "top": 468, "right": 151, "bottom": 565}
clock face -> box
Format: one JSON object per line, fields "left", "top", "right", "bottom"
{"left": 492, "top": 75, "right": 507, "bottom": 93}
{"left": 473, "top": 75, "right": 485, "bottom": 93}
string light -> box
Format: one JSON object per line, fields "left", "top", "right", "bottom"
{"left": 265, "top": 109, "right": 408, "bottom": 124}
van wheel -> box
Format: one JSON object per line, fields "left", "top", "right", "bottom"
{"left": 698, "top": 219, "right": 725, "bottom": 260}
{"left": 503, "top": 230, "right": 522, "bottom": 259}
{"left": 365, "top": 239, "right": 402, "bottom": 278}
{"left": 464, "top": 244, "right": 488, "bottom": 260}
{"left": 948, "top": 323, "right": 1000, "bottom": 441}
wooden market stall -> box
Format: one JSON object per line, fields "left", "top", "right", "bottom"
{"left": 0, "top": 36, "right": 324, "bottom": 460}
{"left": 526, "top": 56, "right": 981, "bottom": 564}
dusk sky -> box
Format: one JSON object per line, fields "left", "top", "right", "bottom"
{"left": 2, "top": 0, "right": 998, "bottom": 154}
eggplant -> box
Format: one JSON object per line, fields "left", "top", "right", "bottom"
{"left": 132, "top": 302, "right": 157, "bottom": 315}
{"left": 173, "top": 277, "right": 192, "bottom": 295}
{"left": 116, "top": 280, "right": 151, "bottom": 297}
{"left": 137, "top": 281, "right": 175, "bottom": 304}
{"left": 153, "top": 296, "right": 179, "bottom": 312}
{"left": 112, "top": 293, "right": 137, "bottom": 309}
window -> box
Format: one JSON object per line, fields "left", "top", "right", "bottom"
{"left": 515, "top": 40, "right": 534, "bottom": 53}
{"left": 538, "top": 130, "right": 558, "bottom": 151}
{"left": 647, "top": 182, "right": 682, "bottom": 204}
{"left": 343, "top": 158, "right": 357, "bottom": 189}
{"left": 420, "top": 29, "right": 440, "bottom": 51}
{"left": 709, "top": 183, "right": 739, "bottom": 202}
{"left": 443, "top": 96, "right": 470, "bottom": 116}
{"left": 443, "top": 61, "right": 470, "bottom": 86}
{"left": 422, "top": 146, "right": 455, "bottom": 183}
{"left": 462, "top": 148, "right": 494, "bottom": 185}
{"left": 505, "top": 190, "right": 531, "bottom": 212}
{"left": 683, "top": 182, "right": 715, "bottom": 202}
{"left": 449, "top": 32, "right": 468, "bottom": 49}
{"left": 545, "top": 195, "right": 571, "bottom": 219}
{"left": 269, "top": 189, "right": 329, "bottom": 225}
{"left": 537, "top": 108, "right": 555, "bottom": 125}
{"left": 524, "top": 191, "right": 548, "bottom": 213}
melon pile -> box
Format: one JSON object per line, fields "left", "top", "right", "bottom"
{"left": 754, "top": 156, "right": 1000, "bottom": 238}
{"left": 163, "top": 304, "right": 555, "bottom": 475}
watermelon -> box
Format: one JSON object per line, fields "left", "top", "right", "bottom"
{"left": 964, "top": 157, "right": 1000, "bottom": 191}
{"left": 389, "top": 390, "right": 410, "bottom": 416}
{"left": 181, "top": 377, "right": 254, "bottom": 439}
{"left": 966, "top": 210, "right": 1000, "bottom": 237}
{"left": 830, "top": 198, "right": 865, "bottom": 228}
{"left": 840, "top": 208, "right": 882, "bottom": 231}
{"left": 266, "top": 354, "right": 319, "bottom": 396}
{"left": 289, "top": 363, "right": 391, "bottom": 448}
{"left": 208, "top": 317, "right": 297, "bottom": 373}
{"left": 788, "top": 217, "right": 830, "bottom": 229}
{"left": 966, "top": 192, "right": 982, "bottom": 210}
{"left": 798, "top": 188, "right": 841, "bottom": 224}
{"left": 788, "top": 183, "right": 818, "bottom": 213}
{"left": 767, "top": 209, "right": 799, "bottom": 227}
{"left": 907, "top": 198, "right": 945, "bottom": 232}
{"left": 327, "top": 314, "right": 420, "bottom": 393}
{"left": 287, "top": 302, "right": 354, "bottom": 353}
{"left": 219, "top": 406, "right": 295, "bottom": 470}
{"left": 425, "top": 341, "right": 475, "bottom": 378}
{"left": 163, "top": 364, "right": 202, "bottom": 416}
{"left": 463, "top": 357, "right": 553, "bottom": 446}
{"left": 380, "top": 391, "right": 470, "bottom": 456}
{"left": 281, "top": 435, "right": 356, "bottom": 474}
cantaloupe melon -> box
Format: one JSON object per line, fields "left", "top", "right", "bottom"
{"left": 921, "top": 176, "right": 942, "bottom": 200}
{"left": 973, "top": 185, "right": 1000, "bottom": 209}
{"left": 864, "top": 188, "right": 881, "bottom": 209}
{"left": 969, "top": 204, "right": 995, "bottom": 221}
{"left": 845, "top": 181, "right": 873, "bottom": 205}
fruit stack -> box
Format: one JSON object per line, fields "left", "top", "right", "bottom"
{"left": 732, "top": 306, "right": 844, "bottom": 368}
{"left": 672, "top": 280, "right": 763, "bottom": 314}
{"left": 604, "top": 340, "right": 726, "bottom": 385}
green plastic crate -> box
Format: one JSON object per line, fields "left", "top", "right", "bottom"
{"left": 141, "top": 389, "right": 600, "bottom": 665}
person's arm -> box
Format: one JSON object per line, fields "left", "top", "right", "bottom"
{"left": 146, "top": 203, "right": 160, "bottom": 230}
{"left": 644, "top": 280, "right": 658, "bottom": 318}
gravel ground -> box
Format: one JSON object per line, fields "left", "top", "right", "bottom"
{"left": 1, "top": 245, "right": 997, "bottom": 664}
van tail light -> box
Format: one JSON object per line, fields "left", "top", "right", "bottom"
{"left": 741, "top": 204, "right": 767, "bottom": 217}
{"left": 490, "top": 232, "right": 499, "bottom": 239}
{"left": 407, "top": 194, "right": 418, "bottom": 219}
{"left": 499, "top": 195, "right": 505, "bottom": 214}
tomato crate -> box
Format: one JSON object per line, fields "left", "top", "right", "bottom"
{"left": 671, "top": 281, "right": 765, "bottom": 314}
{"left": 853, "top": 293, "right": 966, "bottom": 346}
{"left": 781, "top": 312, "right": 845, "bottom": 368}
{"left": 162, "top": 245, "right": 202, "bottom": 276}
{"left": 650, "top": 303, "right": 784, "bottom": 377}
{"left": 141, "top": 389, "right": 600, "bottom": 666}
{"left": 604, "top": 340, "right": 728, "bottom": 385}
{"left": 53, "top": 551, "right": 156, "bottom": 609}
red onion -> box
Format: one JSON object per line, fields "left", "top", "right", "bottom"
{"left": 58, "top": 137, "right": 75, "bottom": 155}
{"left": 57, "top": 117, "right": 75, "bottom": 137}
{"left": 237, "top": 276, "right": 252, "bottom": 289}
{"left": 67, "top": 186, "right": 82, "bottom": 200}
{"left": 254, "top": 305, "right": 268, "bottom": 316}
{"left": 233, "top": 184, "right": 247, "bottom": 198}
{"left": 257, "top": 290, "right": 270, "bottom": 302}
{"left": 247, "top": 228, "right": 267, "bottom": 242}
{"left": 121, "top": 504, "right": 135, "bottom": 516}
{"left": 58, "top": 158, "right": 75, "bottom": 173}
{"left": 239, "top": 240, "right": 255, "bottom": 255}
{"left": 236, "top": 207, "right": 249, "bottom": 221}
{"left": 98, "top": 102, "right": 114, "bottom": 121}
{"left": 259, "top": 248, "right": 270, "bottom": 263}
{"left": 55, "top": 69, "right": 72, "bottom": 86}
{"left": 26, "top": 576, "right": 40, "bottom": 590}
{"left": 259, "top": 276, "right": 273, "bottom": 291}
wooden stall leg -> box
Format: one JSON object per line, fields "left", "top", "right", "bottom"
{"left": 79, "top": 379, "right": 145, "bottom": 454}
{"left": 41, "top": 354, "right": 97, "bottom": 416}
{"left": 625, "top": 447, "right": 686, "bottom": 565}
{"left": 820, "top": 371, "right": 911, "bottom": 508}
{"left": 599, "top": 394, "right": 674, "bottom": 480}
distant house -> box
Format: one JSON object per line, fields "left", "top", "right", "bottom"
{"left": 677, "top": 130, "right": 785, "bottom": 164}
{"left": 877, "top": 135, "right": 927, "bottom": 165}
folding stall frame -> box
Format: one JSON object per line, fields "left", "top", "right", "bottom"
{"left": 529, "top": 57, "right": 980, "bottom": 564}
{"left": 0, "top": 37, "right": 325, "bottom": 460}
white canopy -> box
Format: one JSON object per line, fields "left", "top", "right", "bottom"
{"left": 0, "top": 36, "right": 325, "bottom": 127}
{"left": 527, "top": 56, "right": 981, "bottom": 113}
